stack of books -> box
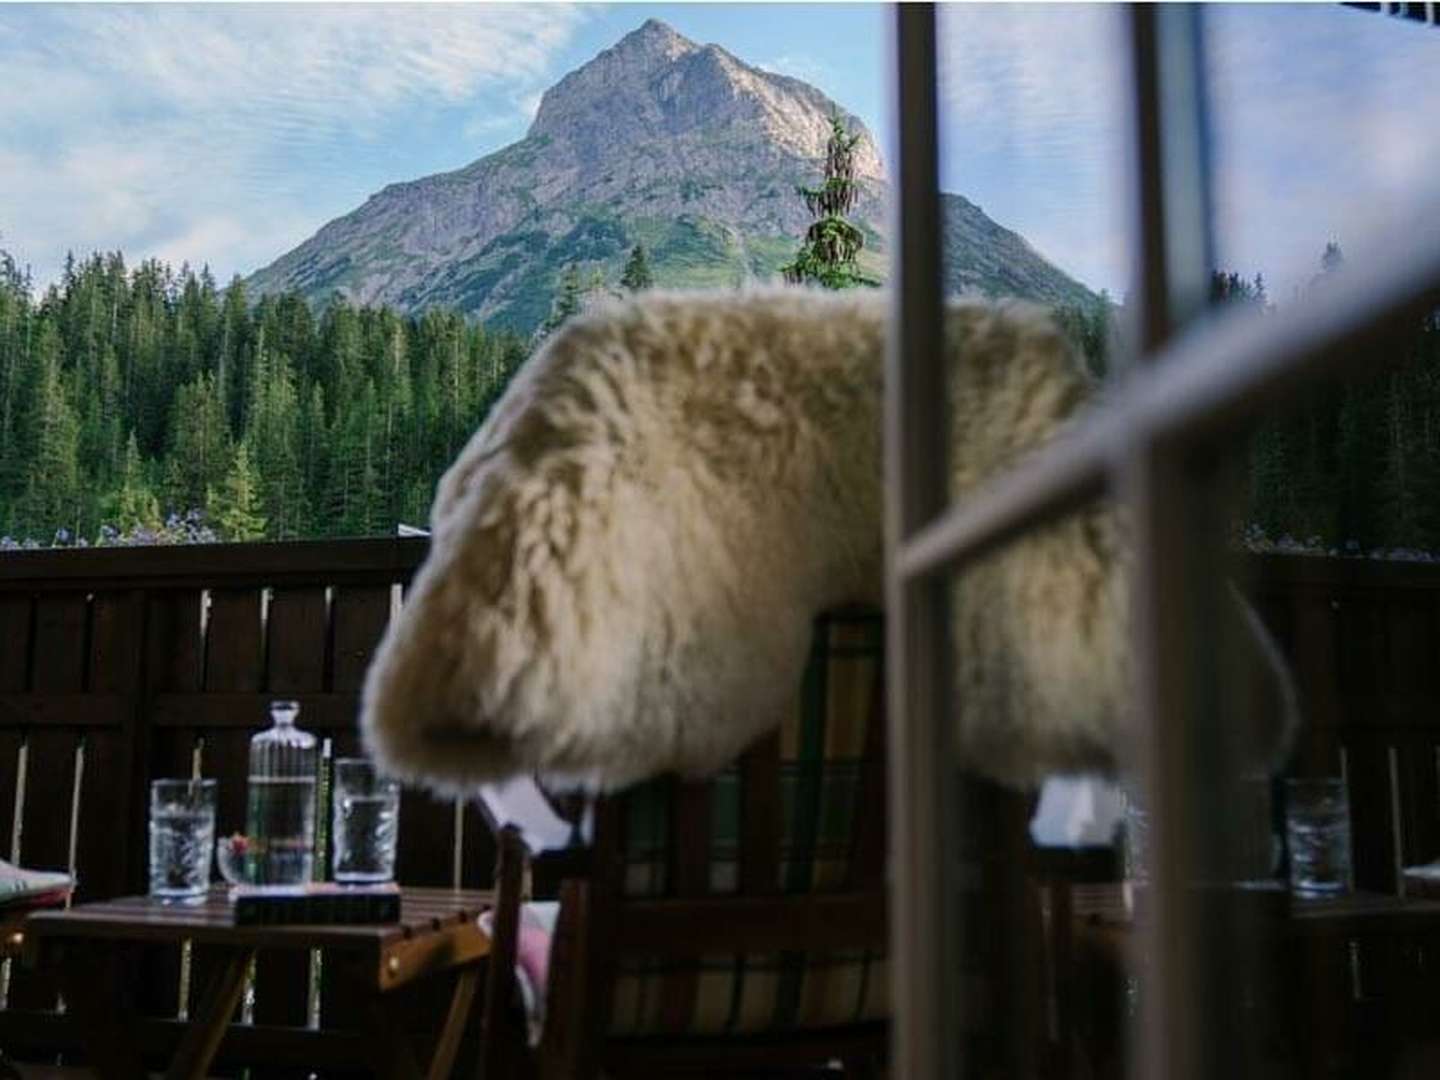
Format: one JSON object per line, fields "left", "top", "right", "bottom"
{"left": 230, "top": 882, "right": 401, "bottom": 925}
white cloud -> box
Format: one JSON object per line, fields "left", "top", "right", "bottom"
{"left": 0, "top": 4, "right": 595, "bottom": 287}
{"left": 1207, "top": 4, "right": 1440, "bottom": 301}
{"left": 935, "top": 4, "right": 1134, "bottom": 295}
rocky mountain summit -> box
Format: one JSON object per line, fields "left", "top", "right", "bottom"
{"left": 247, "top": 19, "right": 1095, "bottom": 332}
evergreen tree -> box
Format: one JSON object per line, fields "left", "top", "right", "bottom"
{"left": 0, "top": 248, "right": 536, "bottom": 546}
{"left": 164, "top": 372, "right": 231, "bottom": 513}
{"left": 15, "top": 320, "right": 81, "bottom": 539}
{"left": 781, "top": 115, "right": 878, "bottom": 289}
{"left": 1321, "top": 241, "right": 1345, "bottom": 276}
{"left": 209, "top": 441, "right": 267, "bottom": 541}
{"left": 537, "top": 264, "right": 585, "bottom": 339}
{"left": 108, "top": 430, "right": 161, "bottom": 532}
{"left": 620, "top": 244, "right": 654, "bottom": 292}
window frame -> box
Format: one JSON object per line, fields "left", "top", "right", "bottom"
{"left": 885, "top": 5, "right": 1440, "bottom": 1078}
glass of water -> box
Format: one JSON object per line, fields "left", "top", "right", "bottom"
{"left": 149, "top": 778, "right": 217, "bottom": 901}
{"left": 1285, "top": 777, "right": 1352, "bottom": 897}
{"left": 332, "top": 759, "right": 400, "bottom": 883}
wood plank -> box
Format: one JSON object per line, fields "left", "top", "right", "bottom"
{"left": 614, "top": 893, "right": 887, "bottom": 957}
{"left": 164, "top": 947, "right": 255, "bottom": 1080}
{"left": 0, "top": 731, "right": 26, "bottom": 875}
{"left": 151, "top": 692, "right": 360, "bottom": 729}
{"left": 395, "top": 788, "right": 458, "bottom": 888}
{"left": 203, "top": 590, "right": 263, "bottom": 694}
{"left": 71, "top": 731, "right": 135, "bottom": 904}
{"left": 138, "top": 591, "right": 204, "bottom": 1021}
{"left": 1384, "top": 594, "right": 1436, "bottom": 704}
{"left": 1395, "top": 735, "right": 1440, "bottom": 870}
{"left": 256, "top": 587, "right": 328, "bottom": 1035}
{"left": 1337, "top": 595, "right": 1387, "bottom": 708}
{"left": 0, "top": 1009, "right": 371, "bottom": 1069}
{"left": 24, "top": 889, "right": 491, "bottom": 951}
{"left": 90, "top": 591, "right": 145, "bottom": 695}
{"left": 460, "top": 801, "right": 497, "bottom": 889}
{"left": 1289, "top": 590, "right": 1343, "bottom": 772}
{"left": 0, "top": 595, "right": 32, "bottom": 691}
{"left": 266, "top": 587, "right": 328, "bottom": 694}
{"left": 90, "top": 590, "right": 149, "bottom": 897}
{"left": 330, "top": 585, "right": 393, "bottom": 692}
{"left": 0, "top": 694, "right": 128, "bottom": 727}
{"left": 0, "top": 536, "right": 426, "bottom": 590}
{"left": 193, "top": 589, "right": 264, "bottom": 1027}
{"left": 136, "top": 724, "right": 195, "bottom": 1022}
{"left": 320, "top": 729, "right": 368, "bottom": 1033}
{"left": 145, "top": 590, "right": 205, "bottom": 694}
{"left": 7, "top": 728, "right": 79, "bottom": 1012}
{"left": 30, "top": 594, "right": 89, "bottom": 692}
{"left": 739, "top": 734, "right": 782, "bottom": 895}
{"left": 1341, "top": 736, "right": 1399, "bottom": 893}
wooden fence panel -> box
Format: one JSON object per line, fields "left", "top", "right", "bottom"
{"left": 191, "top": 589, "right": 266, "bottom": 1030}
{"left": 256, "top": 587, "right": 329, "bottom": 1038}
{"left": 0, "top": 540, "right": 431, "bottom": 1068}
{"left": 74, "top": 591, "right": 146, "bottom": 904}
{"left": 0, "top": 597, "right": 32, "bottom": 692}
{"left": 136, "top": 589, "right": 204, "bottom": 1023}
{"left": 8, "top": 594, "right": 89, "bottom": 1013}
{"left": 10, "top": 733, "right": 77, "bottom": 1013}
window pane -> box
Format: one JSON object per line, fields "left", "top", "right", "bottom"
{"left": 1207, "top": 5, "right": 1440, "bottom": 308}
{"left": 937, "top": 2, "right": 1134, "bottom": 381}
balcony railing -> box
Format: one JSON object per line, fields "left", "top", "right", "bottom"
{"left": 0, "top": 537, "right": 496, "bottom": 1067}
{"left": 0, "top": 538, "right": 1437, "bottom": 1069}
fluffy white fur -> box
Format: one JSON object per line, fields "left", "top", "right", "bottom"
{"left": 360, "top": 287, "right": 1294, "bottom": 794}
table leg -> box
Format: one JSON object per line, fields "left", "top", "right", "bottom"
{"left": 426, "top": 964, "right": 480, "bottom": 1080}
{"left": 164, "top": 947, "right": 254, "bottom": 1080}
{"left": 50, "top": 941, "right": 146, "bottom": 1080}
{"left": 347, "top": 958, "right": 482, "bottom": 1080}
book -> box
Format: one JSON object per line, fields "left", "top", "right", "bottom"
{"left": 230, "top": 882, "right": 401, "bottom": 926}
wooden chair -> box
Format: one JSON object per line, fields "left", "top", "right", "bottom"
{"left": 478, "top": 609, "right": 891, "bottom": 1079}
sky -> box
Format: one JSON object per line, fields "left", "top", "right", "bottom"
{"left": 2, "top": 3, "right": 1439, "bottom": 303}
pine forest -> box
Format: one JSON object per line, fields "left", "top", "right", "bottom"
{"left": 0, "top": 250, "right": 528, "bottom": 545}
{"left": 2, "top": 244, "right": 1440, "bottom": 555}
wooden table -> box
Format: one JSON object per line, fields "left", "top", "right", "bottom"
{"left": 1067, "top": 882, "right": 1440, "bottom": 1076}
{"left": 22, "top": 886, "right": 492, "bottom": 1080}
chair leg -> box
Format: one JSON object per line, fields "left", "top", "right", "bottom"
{"left": 480, "top": 826, "right": 528, "bottom": 1080}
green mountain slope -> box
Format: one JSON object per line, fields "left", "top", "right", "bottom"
{"left": 248, "top": 19, "right": 1095, "bottom": 332}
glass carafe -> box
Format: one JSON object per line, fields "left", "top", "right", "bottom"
{"left": 219, "top": 699, "right": 319, "bottom": 885}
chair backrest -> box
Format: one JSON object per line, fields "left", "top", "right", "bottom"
{"left": 492, "top": 606, "right": 1042, "bottom": 1077}
{"left": 594, "top": 607, "right": 889, "bottom": 1038}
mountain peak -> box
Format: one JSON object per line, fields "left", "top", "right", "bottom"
{"left": 528, "top": 19, "right": 700, "bottom": 141}
{"left": 248, "top": 19, "right": 1096, "bottom": 333}
{"left": 615, "top": 18, "right": 698, "bottom": 61}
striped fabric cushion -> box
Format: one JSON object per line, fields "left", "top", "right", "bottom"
{"left": 606, "top": 610, "right": 889, "bottom": 1036}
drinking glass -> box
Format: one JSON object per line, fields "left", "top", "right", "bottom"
{"left": 1285, "top": 777, "right": 1352, "bottom": 896}
{"left": 332, "top": 759, "right": 401, "bottom": 883}
{"left": 149, "top": 778, "right": 217, "bottom": 901}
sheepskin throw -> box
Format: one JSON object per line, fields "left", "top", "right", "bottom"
{"left": 361, "top": 287, "right": 1293, "bottom": 794}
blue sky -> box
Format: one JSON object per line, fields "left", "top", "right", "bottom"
{"left": 2, "top": 3, "right": 1438, "bottom": 303}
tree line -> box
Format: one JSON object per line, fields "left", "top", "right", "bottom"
{"left": 4, "top": 231, "right": 1435, "bottom": 553}
{"left": 0, "top": 250, "right": 529, "bottom": 544}
{"left": 1236, "top": 244, "right": 1440, "bottom": 554}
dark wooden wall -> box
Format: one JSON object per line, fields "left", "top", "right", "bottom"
{"left": 1250, "top": 554, "right": 1440, "bottom": 893}
{"left": 0, "top": 542, "right": 1438, "bottom": 1071}
{"left": 0, "top": 537, "right": 496, "bottom": 1070}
